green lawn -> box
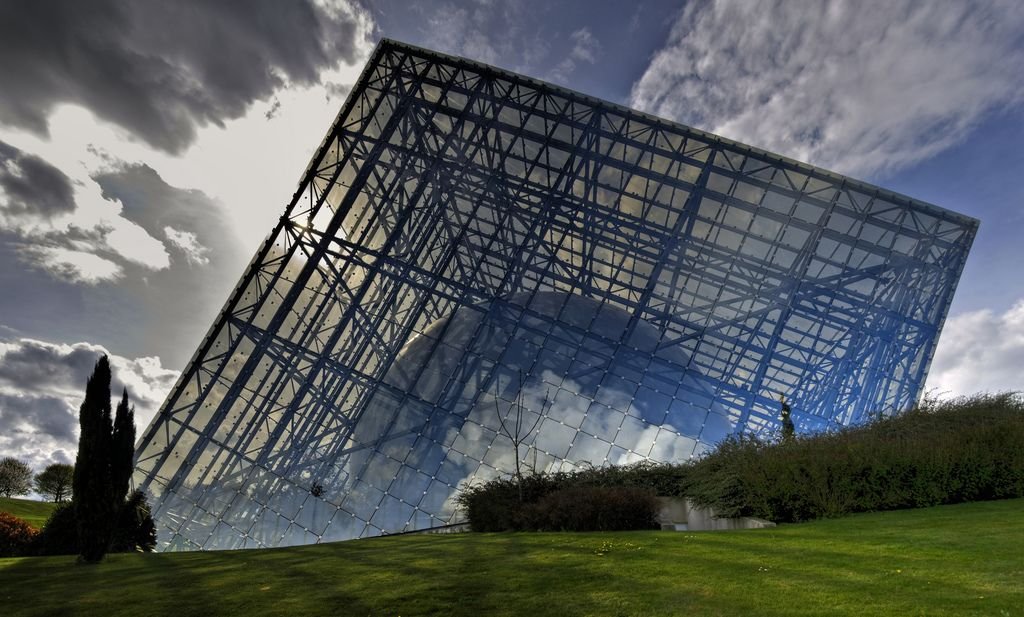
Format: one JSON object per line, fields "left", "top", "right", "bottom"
{"left": 0, "top": 497, "right": 57, "bottom": 529}
{"left": 1, "top": 499, "right": 1022, "bottom": 617}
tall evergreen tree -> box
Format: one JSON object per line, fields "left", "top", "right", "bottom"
{"left": 111, "top": 389, "right": 136, "bottom": 504}
{"left": 73, "top": 356, "right": 116, "bottom": 563}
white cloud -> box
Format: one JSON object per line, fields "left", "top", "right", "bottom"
{"left": 0, "top": 1, "right": 375, "bottom": 281}
{"left": 0, "top": 50, "right": 370, "bottom": 260}
{"left": 21, "top": 246, "right": 124, "bottom": 284}
{"left": 549, "top": 27, "right": 601, "bottom": 85}
{"left": 629, "top": 0, "right": 1024, "bottom": 177}
{"left": 926, "top": 300, "right": 1024, "bottom": 397}
{"left": 417, "top": 1, "right": 556, "bottom": 77}
{"left": 1, "top": 143, "right": 173, "bottom": 279}
{"left": 0, "top": 338, "right": 179, "bottom": 472}
{"left": 163, "top": 226, "right": 210, "bottom": 266}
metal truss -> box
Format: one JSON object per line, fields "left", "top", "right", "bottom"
{"left": 133, "top": 39, "right": 978, "bottom": 550}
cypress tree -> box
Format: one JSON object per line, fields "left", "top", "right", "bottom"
{"left": 73, "top": 356, "right": 116, "bottom": 563}
{"left": 111, "top": 388, "right": 136, "bottom": 504}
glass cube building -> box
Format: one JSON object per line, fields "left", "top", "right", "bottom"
{"left": 133, "top": 39, "right": 978, "bottom": 550}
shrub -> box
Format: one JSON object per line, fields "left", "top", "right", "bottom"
{"left": 457, "top": 462, "right": 686, "bottom": 531}
{"left": 521, "top": 486, "right": 660, "bottom": 531}
{"left": 34, "top": 503, "right": 78, "bottom": 556}
{"left": 459, "top": 393, "right": 1024, "bottom": 530}
{"left": 110, "top": 490, "right": 157, "bottom": 553}
{"left": 457, "top": 474, "right": 559, "bottom": 531}
{"left": 35, "top": 491, "right": 158, "bottom": 555}
{"left": 683, "top": 393, "right": 1024, "bottom": 522}
{"left": 0, "top": 512, "right": 39, "bottom": 557}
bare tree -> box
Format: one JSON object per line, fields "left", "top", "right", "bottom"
{"left": 493, "top": 371, "right": 552, "bottom": 502}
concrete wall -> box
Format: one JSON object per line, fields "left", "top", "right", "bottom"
{"left": 656, "top": 497, "right": 775, "bottom": 531}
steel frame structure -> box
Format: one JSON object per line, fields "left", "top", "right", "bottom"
{"left": 134, "top": 39, "right": 977, "bottom": 550}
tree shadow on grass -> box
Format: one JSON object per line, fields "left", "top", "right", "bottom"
{"left": 0, "top": 548, "right": 376, "bottom": 617}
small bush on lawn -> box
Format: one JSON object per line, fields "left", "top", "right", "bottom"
{"left": 110, "top": 490, "right": 158, "bottom": 553}
{"left": 458, "top": 462, "right": 686, "bottom": 531}
{"left": 34, "top": 503, "right": 78, "bottom": 556}
{"left": 0, "top": 511, "right": 39, "bottom": 557}
{"left": 521, "top": 486, "right": 660, "bottom": 531}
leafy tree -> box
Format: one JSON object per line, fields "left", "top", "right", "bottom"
{"left": 0, "top": 457, "right": 33, "bottom": 498}
{"left": 34, "top": 463, "right": 74, "bottom": 502}
{"left": 73, "top": 355, "right": 117, "bottom": 563}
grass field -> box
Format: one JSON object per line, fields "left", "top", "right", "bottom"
{"left": 0, "top": 497, "right": 57, "bottom": 529}
{"left": 1, "top": 498, "right": 1022, "bottom": 617}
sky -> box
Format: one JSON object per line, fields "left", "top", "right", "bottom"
{"left": 1, "top": 0, "right": 1022, "bottom": 473}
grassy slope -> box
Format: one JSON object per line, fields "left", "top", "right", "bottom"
{"left": 0, "top": 497, "right": 57, "bottom": 529}
{"left": 1, "top": 499, "right": 1022, "bottom": 617}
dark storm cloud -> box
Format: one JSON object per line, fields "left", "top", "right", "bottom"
{"left": 0, "top": 0, "right": 367, "bottom": 153}
{"left": 0, "top": 140, "right": 76, "bottom": 218}
{"left": 0, "top": 393, "right": 77, "bottom": 442}
{"left": 0, "top": 338, "right": 99, "bottom": 391}
{"left": 0, "top": 338, "right": 174, "bottom": 409}
{"left": 0, "top": 337, "right": 180, "bottom": 470}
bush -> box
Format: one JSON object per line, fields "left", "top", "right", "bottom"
{"left": 110, "top": 490, "right": 157, "bottom": 553}
{"left": 458, "top": 462, "right": 685, "bottom": 531}
{"left": 34, "top": 491, "right": 157, "bottom": 555}
{"left": 459, "top": 393, "right": 1024, "bottom": 530}
{"left": 521, "top": 486, "right": 660, "bottom": 531}
{"left": 457, "top": 474, "right": 557, "bottom": 531}
{"left": 34, "top": 503, "right": 78, "bottom": 556}
{"left": 683, "top": 393, "right": 1024, "bottom": 522}
{"left": 0, "top": 512, "right": 39, "bottom": 557}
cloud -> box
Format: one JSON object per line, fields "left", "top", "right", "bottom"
{"left": 163, "top": 227, "right": 210, "bottom": 266}
{"left": 629, "top": 0, "right": 1024, "bottom": 177}
{"left": 0, "top": 139, "right": 178, "bottom": 284}
{"left": 926, "top": 300, "right": 1024, "bottom": 397}
{"left": 0, "top": 140, "right": 76, "bottom": 219}
{"left": 418, "top": 1, "right": 552, "bottom": 73}
{"left": 0, "top": 338, "right": 179, "bottom": 472}
{"left": 0, "top": 145, "right": 243, "bottom": 285}
{"left": 0, "top": 156, "right": 252, "bottom": 367}
{"left": 19, "top": 247, "right": 124, "bottom": 285}
{"left": 0, "top": 394, "right": 77, "bottom": 443}
{"left": 92, "top": 162, "right": 234, "bottom": 269}
{"left": 264, "top": 99, "right": 283, "bottom": 121}
{"left": 0, "top": 0, "right": 371, "bottom": 154}
{"left": 549, "top": 28, "right": 601, "bottom": 85}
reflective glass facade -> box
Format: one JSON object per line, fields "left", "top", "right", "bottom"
{"left": 134, "top": 40, "right": 978, "bottom": 550}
